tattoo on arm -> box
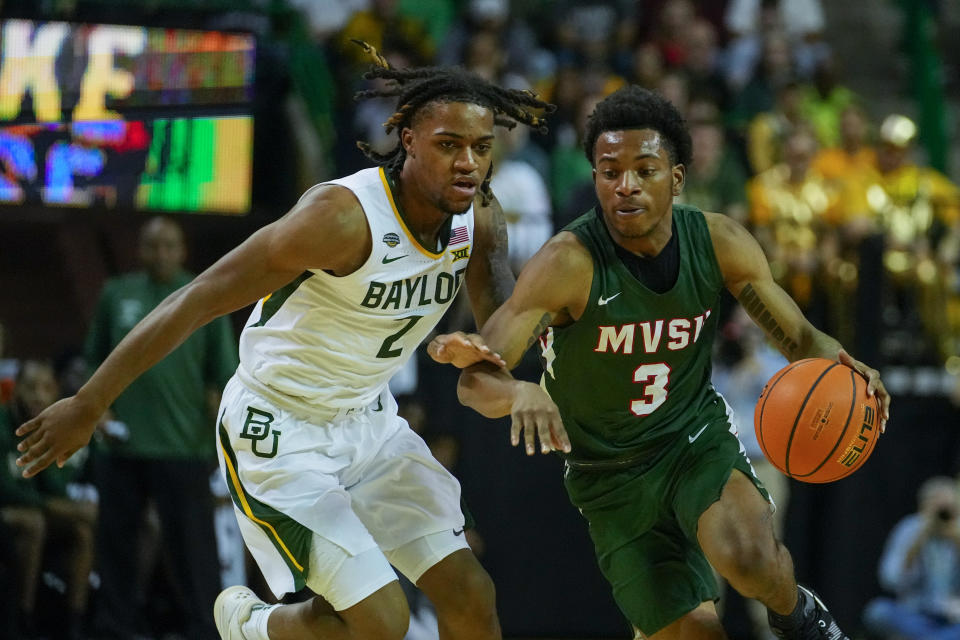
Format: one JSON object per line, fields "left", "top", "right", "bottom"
{"left": 524, "top": 313, "right": 552, "bottom": 352}
{"left": 488, "top": 202, "right": 514, "bottom": 307}
{"left": 737, "top": 283, "right": 799, "bottom": 358}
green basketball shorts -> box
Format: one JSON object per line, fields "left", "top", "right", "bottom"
{"left": 563, "top": 420, "right": 772, "bottom": 635}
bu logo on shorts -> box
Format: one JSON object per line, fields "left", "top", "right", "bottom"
{"left": 240, "top": 406, "right": 281, "bottom": 458}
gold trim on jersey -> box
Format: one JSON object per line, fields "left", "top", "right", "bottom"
{"left": 378, "top": 166, "right": 444, "bottom": 259}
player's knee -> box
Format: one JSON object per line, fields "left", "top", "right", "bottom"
{"left": 364, "top": 598, "right": 410, "bottom": 640}
{"left": 456, "top": 570, "right": 499, "bottom": 635}
{"left": 340, "top": 587, "right": 410, "bottom": 640}
{"left": 678, "top": 606, "right": 726, "bottom": 639}
{"left": 652, "top": 603, "right": 726, "bottom": 639}
{"left": 434, "top": 559, "right": 497, "bottom": 627}
{"left": 460, "top": 563, "right": 497, "bottom": 616}
{"left": 709, "top": 526, "right": 781, "bottom": 584}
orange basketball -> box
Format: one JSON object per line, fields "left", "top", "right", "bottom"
{"left": 754, "top": 358, "right": 881, "bottom": 483}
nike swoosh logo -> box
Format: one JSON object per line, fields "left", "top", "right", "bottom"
{"left": 688, "top": 423, "right": 709, "bottom": 443}
{"left": 382, "top": 254, "right": 407, "bottom": 264}
{"left": 598, "top": 292, "right": 621, "bottom": 305}
{"left": 453, "top": 528, "right": 465, "bottom": 536}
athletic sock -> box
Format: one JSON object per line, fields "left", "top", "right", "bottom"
{"left": 241, "top": 603, "right": 280, "bottom": 640}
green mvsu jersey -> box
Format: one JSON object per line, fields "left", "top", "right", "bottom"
{"left": 541, "top": 204, "right": 729, "bottom": 463}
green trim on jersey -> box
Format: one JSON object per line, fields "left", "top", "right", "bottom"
{"left": 252, "top": 271, "right": 314, "bottom": 328}
{"left": 542, "top": 204, "right": 727, "bottom": 464}
{"left": 218, "top": 420, "right": 310, "bottom": 591}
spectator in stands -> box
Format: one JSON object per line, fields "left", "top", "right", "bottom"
{"left": 85, "top": 216, "right": 238, "bottom": 639}
{"left": 463, "top": 29, "right": 508, "bottom": 82}
{"left": 438, "top": 0, "right": 544, "bottom": 82}
{"left": 746, "top": 80, "right": 806, "bottom": 174}
{"left": 724, "top": 0, "right": 828, "bottom": 90}
{"left": 747, "top": 126, "right": 838, "bottom": 315}
{"left": 728, "top": 31, "right": 797, "bottom": 141}
{"left": 334, "top": 0, "right": 435, "bottom": 69}
{"left": 657, "top": 69, "right": 691, "bottom": 118}
{"left": 871, "top": 114, "right": 960, "bottom": 238}
{"left": 539, "top": 65, "right": 586, "bottom": 152}
{"left": 0, "top": 360, "right": 96, "bottom": 640}
{"left": 285, "top": 0, "right": 366, "bottom": 42}
{"left": 550, "top": 92, "right": 604, "bottom": 229}
{"left": 490, "top": 123, "right": 554, "bottom": 275}
{"left": 550, "top": 0, "right": 638, "bottom": 71}
{"left": 485, "top": 77, "right": 552, "bottom": 182}
{"left": 678, "top": 108, "right": 749, "bottom": 223}
{"left": 799, "top": 54, "right": 857, "bottom": 149}
{"left": 651, "top": 0, "right": 697, "bottom": 68}
{"left": 629, "top": 41, "right": 665, "bottom": 90}
{"left": 805, "top": 105, "right": 882, "bottom": 349}
{"left": 863, "top": 476, "right": 960, "bottom": 639}
{"left": 683, "top": 18, "right": 732, "bottom": 111}
{"left": 811, "top": 103, "right": 876, "bottom": 184}
{"left": 868, "top": 114, "right": 960, "bottom": 365}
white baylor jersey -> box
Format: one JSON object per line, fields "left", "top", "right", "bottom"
{"left": 237, "top": 167, "right": 475, "bottom": 415}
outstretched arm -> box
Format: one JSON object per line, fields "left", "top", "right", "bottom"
{"left": 17, "top": 186, "right": 371, "bottom": 476}
{"left": 706, "top": 212, "right": 891, "bottom": 429}
{"left": 457, "top": 232, "right": 592, "bottom": 454}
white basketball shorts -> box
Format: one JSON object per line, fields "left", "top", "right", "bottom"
{"left": 215, "top": 375, "right": 469, "bottom": 610}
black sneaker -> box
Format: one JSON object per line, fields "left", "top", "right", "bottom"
{"left": 769, "top": 585, "right": 849, "bottom": 640}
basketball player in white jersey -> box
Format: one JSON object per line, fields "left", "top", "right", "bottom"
{"left": 15, "top": 52, "right": 559, "bottom": 640}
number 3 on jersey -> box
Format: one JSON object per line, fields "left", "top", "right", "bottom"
{"left": 377, "top": 315, "right": 424, "bottom": 358}
{"left": 631, "top": 362, "right": 671, "bottom": 416}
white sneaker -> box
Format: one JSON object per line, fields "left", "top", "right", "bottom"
{"left": 214, "top": 585, "right": 266, "bottom": 640}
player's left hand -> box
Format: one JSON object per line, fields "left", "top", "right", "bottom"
{"left": 427, "top": 332, "right": 506, "bottom": 369}
{"left": 510, "top": 381, "right": 571, "bottom": 455}
{"left": 838, "top": 349, "right": 891, "bottom": 433}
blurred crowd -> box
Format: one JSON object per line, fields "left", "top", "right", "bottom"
{"left": 312, "top": 0, "right": 960, "bottom": 385}
{"left": 1, "top": 0, "right": 960, "bottom": 639}
{"left": 7, "top": 0, "right": 960, "bottom": 377}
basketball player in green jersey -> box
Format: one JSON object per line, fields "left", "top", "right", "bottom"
{"left": 446, "top": 86, "right": 891, "bottom": 639}
{"left": 15, "top": 53, "right": 557, "bottom": 640}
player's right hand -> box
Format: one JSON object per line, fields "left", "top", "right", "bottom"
{"left": 427, "top": 331, "right": 507, "bottom": 369}
{"left": 510, "top": 382, "right": 571, "bottom": 455}
{"left": 15, "top": 395, "right": 100, "bottom": 477}
{"left": 837, "top": 348, "right": 890, "bottom": 432}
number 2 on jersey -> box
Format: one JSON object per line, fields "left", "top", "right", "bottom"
{"left": 630, "top": 362, "right": 671, "bottom": 416}
{"left": 377, "top": 315, "right": 424, "bottom": 358}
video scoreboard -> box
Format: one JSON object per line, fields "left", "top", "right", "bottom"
{"left": 0, "top": 18, "right": 255, "bottom": 214}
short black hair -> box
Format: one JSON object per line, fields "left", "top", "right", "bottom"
{"left": 583, "top": 85, "right": 692, "bottom": 168}
{"left": 352, "top": 41, "right": 554, "bottom": 206}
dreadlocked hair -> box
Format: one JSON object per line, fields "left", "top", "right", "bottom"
{"left": 352, "top": 41, "right": 555, "bottom": 207}
{"left": 583, "top": 85, "right": 692, "bottom": 168}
